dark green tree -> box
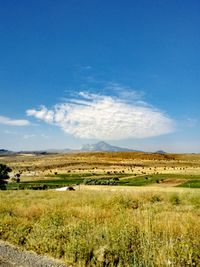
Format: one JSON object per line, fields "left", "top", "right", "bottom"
{"left": 0, "top": 164, "right": 12, "bottom": 190}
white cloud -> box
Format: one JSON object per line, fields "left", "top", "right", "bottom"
{"left": 0, "top": 116, "right": 30, "bottom": 126}
{"left": 104, "top": 82, "right": 144, "bottom": 100}
{"left": 26, "top": 92, "right": 175, "bottom": 140}
{"left": 26, "top": 106, "right": 54, "bottom": 123}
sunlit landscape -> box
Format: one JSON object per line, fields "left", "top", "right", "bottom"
{"left": 0, "top": 152, "right": 200, "bottom": 266}
{"left": 1, "top": 0, "right": 200, "bottom": 266}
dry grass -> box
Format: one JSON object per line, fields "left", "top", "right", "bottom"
{"left": 1, "top": 152, "right": 200, "bottom": 182}
{"left": 1, "top": 152, "right": 200, "bottom": 265}
{"left": 0, "top": 189, "right": 200, "bottom": 266}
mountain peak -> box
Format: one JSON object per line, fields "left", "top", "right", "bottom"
{"left": 81, "top": 141, "right": 137, "bottom": 152}
{"left": 96, "top": 141, "right": 108, "bottom": 146}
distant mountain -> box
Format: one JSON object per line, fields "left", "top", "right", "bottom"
{"left": 0, "top": 149, "right": 14, "bottom": 155}
{"left": 0, "top": 143, "right": 140, "bottom": 155}
{"left": 81, "top": 141, "right": 138, "bottom": 152}
{"left": 17, "top": 148, "right": 72, "bottom": 155}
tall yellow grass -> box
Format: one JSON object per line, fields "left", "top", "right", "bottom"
{"left": 0, "top": 189, "right": 200, "bottom": 266}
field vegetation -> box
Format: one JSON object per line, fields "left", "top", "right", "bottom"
{"left": 0, "top": 152, "right": 200, "bottom": 266}
{"left": 0, "top": 189, "right": 200, "bottom": 266}
{"left": 0, "top": 152, "right": 200, "bottom": 189}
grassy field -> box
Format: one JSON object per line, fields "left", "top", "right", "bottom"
{"left": 1, "top": 152, "right": 200, "bottom": 266}
{"left": 179, "top": 179, "right": 200, "bottom": 188}
{"left": 0, "top": 189, "right": 200, "bottom": 266}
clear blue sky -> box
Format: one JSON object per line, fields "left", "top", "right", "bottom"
{"left": 0, "top": 0, "right": 199, "bottom": 152}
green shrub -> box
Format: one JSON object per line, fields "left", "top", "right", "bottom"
{"left": 169, "top": 193, "right": 181, "bottom": 205}
{"left": 150, "top": 194, "right": 163, "bottom": 203}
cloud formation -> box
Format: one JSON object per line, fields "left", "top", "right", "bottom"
{"left": 0, "top": 116, "right": 30, "bottom": 126}
{"left": 26, "top": 92, "right": 174, "bottom": 140}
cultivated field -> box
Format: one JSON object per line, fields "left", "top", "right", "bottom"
{"left": 0, "top": 152, "right": 200, "bottom": 266}
{"left": 1, "top": 152, "right": 200, "bottom": 188}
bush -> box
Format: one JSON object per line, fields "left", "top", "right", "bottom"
{"left": 83, "top": 178, "right": 116, "bottom": 186}
{"left": 150, "top": 194, "right": 163, "bottom": 203}
{"left": 169, "top": 193, "right": 181, "bottom": 205}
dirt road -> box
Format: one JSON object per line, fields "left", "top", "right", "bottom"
{"left": 0, "top": 241, "right": 67, "bottom": 267}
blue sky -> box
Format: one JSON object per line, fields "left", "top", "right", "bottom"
{"left": 0, "top": 0, "right": 200, "bottom": 152}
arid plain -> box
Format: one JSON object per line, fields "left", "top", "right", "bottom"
{"left": 1, "top": 151, "right": 200, "bottom": 188}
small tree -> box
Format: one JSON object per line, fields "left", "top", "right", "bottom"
{"left": 0, "top": 164, "right": 12, "bottom": 189}
{"left": 11, "top": 173, "right": 21, "bottom": 183}
{"left": 15, "top": 173, "right": 21, "bottom": 183}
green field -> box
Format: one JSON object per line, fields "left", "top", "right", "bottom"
{"left": 6, "top": 173, "right": 200, "bottom": 190}
{"left": 117, "top": 174, "right": 200, "bottom": 187}
{"left": 178, "top": 179, "right": 200, "bottom": 188}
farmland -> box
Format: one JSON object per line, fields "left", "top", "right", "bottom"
{"left": 1, "top": 151, "right": 200, "bottom": 189}
{"left": 0, "top": 151, "right": 200, "bottom": 266}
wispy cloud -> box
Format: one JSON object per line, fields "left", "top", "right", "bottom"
{"left": 0, "top": 116, "right": 30, "bottom": 126}
{"left": 4, "top": 131, "right": 49, "bottom": 140}
{"left": 104, "top": 82, "right": 144, "bottom": 100}
{"left": 27, "top": 90, "right": 175, "bottom": 140}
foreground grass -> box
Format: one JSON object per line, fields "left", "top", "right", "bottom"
{"left": 0, "top": 189, "right": 200, "bottom": 266}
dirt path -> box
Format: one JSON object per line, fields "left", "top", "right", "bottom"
{"left": 0, "top": 241, "right": 68, "bottom": 267}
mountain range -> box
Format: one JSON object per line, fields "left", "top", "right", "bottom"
{"left": 0, "top": 142, "right": 166, "bottom": 154}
